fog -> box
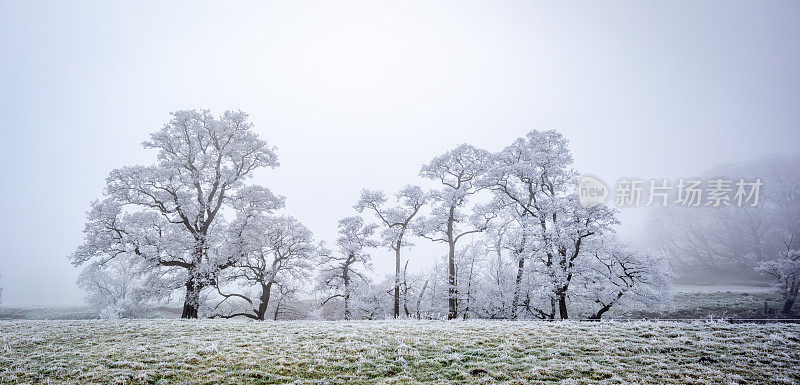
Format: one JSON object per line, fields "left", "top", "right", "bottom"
{"left": 0, "top": 1, "right": 798, "bottom": 306}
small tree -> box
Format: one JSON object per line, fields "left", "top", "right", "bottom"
{"left": 355, "top": 185, "right": 426, "bottom": 318}
{"left": 579, "top": 236, "right": 673, "bottom": 319}
{"left": 351, "top": 279, "right": 391, "bottom": 320}
{"left": 318, "top": 216, "right": 379, "bottom": 320}
{"left": 478, "top": 218, "right": 517, "bottom": 319}
{"left": 213, "top": 215, "right": 317, "bottom": 320}
{"left": 271, "top": 282, "right": 302, "bottom": 320}
{"left": 455, "top": 242, "right": 485, "bottom": 319}
{"left": 758, "top": 245, "right": 800, "bottom": 315}
{"left": 77, "top": 256, "right": 174, "bottom": 318}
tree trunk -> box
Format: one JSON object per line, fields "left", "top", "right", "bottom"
{"left": 181, "top": 239, "right": 206, "bottom": 319}
{"left": 558, "top": 293, "right": 568, "bottom": 320}
{"left": 447, "top": 207, "right": 457, "bottom": 320}
{"left": 511, "top": 255, "right": 524, "bottom": 319}
{"left": 394, "top": 244, "right": 401, "bottom": 318}
{"left": 448, "top": 240, "right": 457, "bottom": 319}
{"left": 181, "top": 279, "right": 201, "bottom": 319}
{"left": 784, "top": 282, "right": 799, "bottom": 315}
{"left": 402, "top": 260, "right": 411, "bottom": 317}
{"left": 343, "top": 259, "right": 352, "bottom": 320}
{"left": 344, "top": 287, "right": 351, "bottom": 320}
{"left": 256, "top": 281, "right": 273, "bottom": 321}
{"left": 591, "top": 292, "right": 624, "bottom": 320}
{"left": 591, "top": 304, "right": 612, "bottom": 320}
{"left": 416, "top": 280, "right": 428, "bottom": 319}
{"left": 783, "top": 298, "right": 796, "bottom": 315}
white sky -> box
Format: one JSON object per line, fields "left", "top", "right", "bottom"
{"left": 1, "top": 1, "right": 798, "bottom": 306}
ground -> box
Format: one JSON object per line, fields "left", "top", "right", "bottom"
{"left": 1, "top": 320, "right": 798, "bottom": 384}
{"left": 0, "top": 286, "right": 785, "bottom": 321}
{"left": 631, "top": 291, "right": 784, "bottom": 320}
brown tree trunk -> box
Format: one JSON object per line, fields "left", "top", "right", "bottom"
{"left": 402, "top": 260, "right": 411, "bottom": 317}
{"left": 591, "top": 292, "right": 624, "bottom": 320}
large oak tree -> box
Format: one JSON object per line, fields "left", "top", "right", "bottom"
{"left": 71, "top": 110, "right": 280, "bottom": 318}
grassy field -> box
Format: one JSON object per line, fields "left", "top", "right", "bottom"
{"left": 1, "top": 320, "right": 798, "bottom": 384}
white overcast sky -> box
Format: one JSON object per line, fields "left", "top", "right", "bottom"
{"left": 0, "top": 1, "right": 798, "bottom": 306}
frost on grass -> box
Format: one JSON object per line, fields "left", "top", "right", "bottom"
{"left": 0, "top": 320, "right": 798, "bottom": 384}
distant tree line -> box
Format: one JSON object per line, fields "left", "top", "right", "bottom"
{"left": 647, "top": 154, "right": 800, "bottom": 315}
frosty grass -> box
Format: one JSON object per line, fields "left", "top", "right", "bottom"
{"left": 0, "top": 320, "right": 798, "bottom": 384}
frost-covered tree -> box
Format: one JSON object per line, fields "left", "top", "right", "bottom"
{"left": 483, "top": 131, "right": 572, "bottom": 318}
{"left": 271, "top": 281, "right": 303, "bottom": 320}
{"left": 397, "top": 262, "right": 426, "bottom": 317}
{"left": 77, "top": 256, "right": 175, "bottom": 318}
{"left": 758, "top": 245, "right": 800, "bottom": 315}
{"left": 351, "top": 279, "right": 391, "bottom": 320}
{"left": 454, "top": 242, "right": 485, "bottom": 319}
{"left": 417, "top": 144, "right": 493, "bottom": 319}
{"left": 465, "top": 216, "right": 537, "bottom": 320}
{"left": 484, "top": 130, "right": 618, "bottom": 319}
{"left": 477, "top": 199, "right": 534, "bottom": 319}
{"left": 213, "top": 214, "right": 317, "bottom": 320}
{"left": 476, "top": 219, "right": 516, "bottom": 319}
{"left": 577, "top": 236, "right": 673, "bottom": 319}
{"left": 318, "top": 216, "right": 379, "bottom": 320}
{"left": 413, "top": 256, "right": 449, "bottom": 319}
{"left": 355, "top": 185, "right": 426, "bottom": 318}
{"left": 71, "top": 110, "right": 280, "bottom": 318}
